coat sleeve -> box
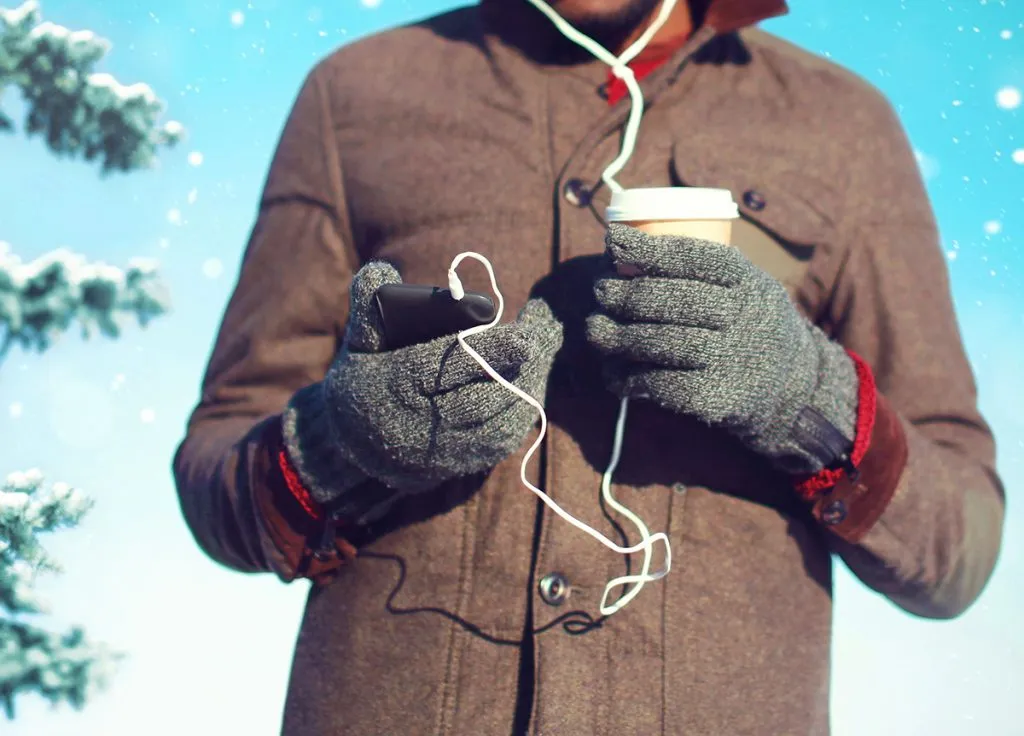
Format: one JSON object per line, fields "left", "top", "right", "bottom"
{"left": 812, "top": 89, "right": 1005, "bottom": 619}
{"left": 172, "top": 62, "right": 359, "bottom": 581}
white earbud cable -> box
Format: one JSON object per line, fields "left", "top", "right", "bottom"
{"left": 525, "top": 0, "right": 677, "bottom": 193}
{"left": 448, "top": 0, "right": 679, "bottom": 616}
{"left": 449, "top": 254, "right": 669, "bottom": 615}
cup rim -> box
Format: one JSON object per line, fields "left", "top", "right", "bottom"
{"left": 605, "top": 186, "right": 740, "bottom": 223}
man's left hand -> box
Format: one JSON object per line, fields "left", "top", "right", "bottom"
{"left": 585, "top": 223, "right": 861, "bottom": 476}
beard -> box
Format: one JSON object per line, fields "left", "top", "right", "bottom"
{"left": 554, "top": 0, "right": 667, "bottom": 47}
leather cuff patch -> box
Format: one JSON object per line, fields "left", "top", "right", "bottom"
{"left": 253, "top": 416, "right": 356, "bottom": 585}
{"left": 810, "top": 391, "right": 908, "bottom": 542}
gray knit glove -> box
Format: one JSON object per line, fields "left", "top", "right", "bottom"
{"left": 282, "top": 260, "right": 563, "bottom": 520}
{"left": 586, "top": 224, "right": 860, "bottom": 475}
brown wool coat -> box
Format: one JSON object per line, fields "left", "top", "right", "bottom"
{"left": 172, "top": 1, "right": 1005, "bottom": 733}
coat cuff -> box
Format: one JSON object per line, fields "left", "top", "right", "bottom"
{"left": 795, "top": 350, "right": 909, "bottom": 542}
{"left": 251, "top": 415, "right": 357, "bottom": 586}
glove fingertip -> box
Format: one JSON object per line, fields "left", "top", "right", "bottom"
{"left": 517, "top": 297, "right": 555, "bottom": 325}
{"left": 592, "top": 278, "right": 626, "bottom": 310}
{"left": 585, "top": 312, "right": 620, "bottom": 354}
{"left": 348, "top": 260, "right": 403, "bottom": 353}
{"left": 352, "top": 260, "right": 402, "bottom": 295}
{"left": 605, "top": 222, "right": 640, "bottom": 249}
{"left": 518, "top": 299, "right": 565, "bottom": 354}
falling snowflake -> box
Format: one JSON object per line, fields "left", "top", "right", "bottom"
{"left": 1000, "top": 30, "right": 1013, "bottom": 40}
{"left": 360, "top": 0, "right": 382, "bottom": 7}
{"left": 140, "top": 408, "right": 156, "bottom": 423}
{"left": 9, "top": 402, "right": 23, "bottom": 419}
{"left": 158, "top": 237, "right": 170, "bottom": 249}
{"left": 995, "top": 86, "right": 1021, "bottom": 110}
{"left": 187, "top": 151, "right": 204, "bottom": 167}
{"left": 230, "top": 10, "right": 245, "bottom": 27}
{"left": 167, "top": 208, "right": 182, "bottom": 225}
{"left": 187, "top": 188, "right": 198, "bottom": 205}
{"left": 163, "top": 120, "right": 184, "bottom": 138}
{"left": 1012, "top": 149, "right": 1024, "bottom": 165}
{"left": 983, "top": 220, "right": 1002, "bottom": 236}
{"left": 202, "top": 258, "right": 224, "bottom": 279}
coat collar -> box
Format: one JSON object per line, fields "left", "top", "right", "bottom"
{"left": 704, "top": 0, "right": 787, "bottom": 34}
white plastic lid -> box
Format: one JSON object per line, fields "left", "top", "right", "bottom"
{"left": 605, "top": 187, "right": 739, "bottom": 222}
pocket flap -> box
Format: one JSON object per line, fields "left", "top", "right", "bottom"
{"left": 670, "top": 139, "right": 841, "bottom": 249}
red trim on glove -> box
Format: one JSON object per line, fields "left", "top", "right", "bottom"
{"left": 276, "top": 448, "right": 323, "bottom": 521}
{"left": 847, "top": 350, "right": 877, "bottom": 463}
{"left": 794, "top": 350, "right": 877, "bottom": 500}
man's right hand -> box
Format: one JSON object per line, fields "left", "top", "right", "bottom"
{"left": 281, "top": 260, "right": 563, "bottom": 516}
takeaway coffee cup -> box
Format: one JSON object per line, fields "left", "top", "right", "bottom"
{"left": 605, "top": 187, "right": 740, "bottom": 276}
{"left": 605, "top": 186, "right": 739, "bottom": 243}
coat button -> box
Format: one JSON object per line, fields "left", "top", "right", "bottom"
{"left": 742, "top": 189, "right": 766, "bottom": 211}
{"left": 563, "top": 178, "right": 592, "bottom": 208}
{"left": 821, "top": 500, "right": 847, "bottom": 525}
{"left": 538, "top": 572, "right": 571, "bottom": 606}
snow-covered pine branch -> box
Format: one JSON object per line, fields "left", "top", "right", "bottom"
{"left": 0, "top": 241, "right": 169, "bottom": 360}
{"left": 0, "top": 469, "right": 118, "bottom": 719}
{"left": 0, "top": 619, "right": 118, "bottom": 719}
{"left": 0, "top": 2, "right": 181, "bottom": 719}
{"left": 0, "top": 469, "right": 91, "bottom": 616}
{"left": 0, "top": 0, "right": 184, "bottom": 172}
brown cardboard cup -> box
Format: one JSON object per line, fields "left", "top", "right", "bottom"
{"left": 605, "top": 187, "right": 739, "bottom": 275}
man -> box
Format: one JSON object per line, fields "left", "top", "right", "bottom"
{"left": 173, "top": 0, "right": 1005, "bottom": 733}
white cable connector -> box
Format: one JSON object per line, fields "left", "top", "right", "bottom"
{"left": 447, "top": 269, "right": 465, "bottom": 301}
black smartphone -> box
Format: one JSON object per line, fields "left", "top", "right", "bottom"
{"left": 374, "top": 283, "right": 496, "bottom": 350}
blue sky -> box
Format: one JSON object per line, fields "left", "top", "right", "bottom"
{"left": 2, "top": 1, "right": 1021, "bottom": 734}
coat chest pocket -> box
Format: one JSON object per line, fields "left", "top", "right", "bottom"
{"left": 670, "top": 142, "right": 843, "bottom": 299}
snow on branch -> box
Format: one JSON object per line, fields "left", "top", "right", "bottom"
{"left": 0, "top": 241, "right": 170, "bottom": 360}
{"left": 0, "top": 1, "right": 184, "bottom": 172}
{"left": 0, "top": 469, "right": 119, "bottom": 719}
{"left": 0, "top": 469, "right": 91, "bottom": 615}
